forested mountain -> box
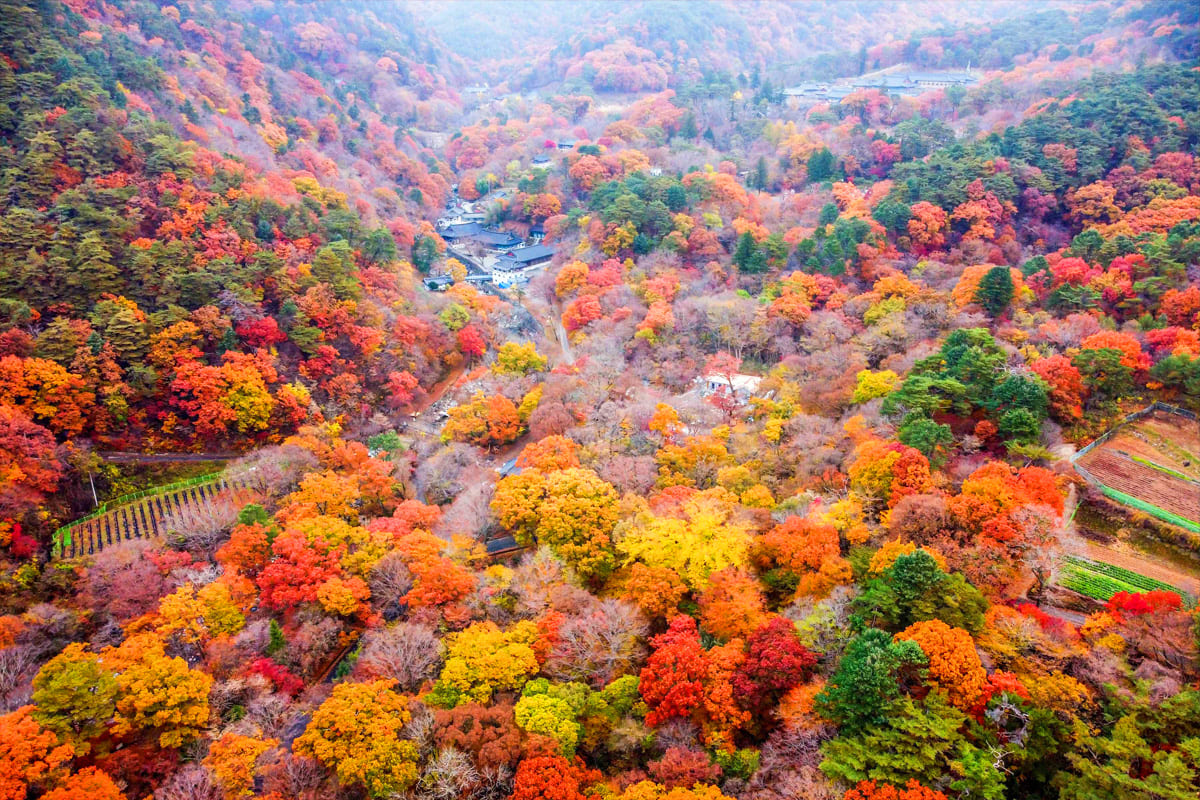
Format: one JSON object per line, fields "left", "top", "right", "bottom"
{"left": 0, "top": 2, "right": 1198, "bottom": 800}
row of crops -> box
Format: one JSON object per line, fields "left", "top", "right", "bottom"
{"left": 1058, "top": 555, "right": 1188, "bottom": 603}
{"left": 1128, "top": 454, "right": 1196, "bottom": 483}
{"left": 54, "top": 470, "right": 263, "bottom": 560}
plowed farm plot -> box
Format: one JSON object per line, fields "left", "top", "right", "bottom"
{"left": 1076, "top": 410, "right": 1200, "bottom": 527}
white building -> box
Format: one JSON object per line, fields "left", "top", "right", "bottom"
{"left": 492, "top": 262, "right": 527, "bottom": 288}
{"left": 698, "top": 373, "right": 763, "bottom": 401}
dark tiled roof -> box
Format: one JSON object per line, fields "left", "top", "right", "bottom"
{"left": 485, "top": 535, "right": 521, "bottom": 555}
{"left": 474, "top": 230, "right": 522, "bottom": 247}
{"left": 439, "top": 222, "right": 484, "bottom": 240}
{"left": 497, "top": 244, "right": 555, "bottom": 265}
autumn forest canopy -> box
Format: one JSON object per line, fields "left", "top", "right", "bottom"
{"left": 1, "top": 1, "right": 1199, "bottom": 799}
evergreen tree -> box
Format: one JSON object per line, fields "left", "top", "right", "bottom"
{"left": 362, "top": 227, "right": 398, "bottom": 265}
{"left": 679, "top": 112, "right": 698, "bottom": 140}
{"left": 754, "top": 156, "right": 768, "bottom": 190}
{"left": 100, "top": 306, "right": 148, "bottom": 364}
{"left": 976, "top": 265, "right": 1014, "bottom": 316}
{"left": 665, "top": 183, "right": 688, "bottom": 212}
{"left": 898, "top": 413, "right": 954, "bottom": 465}
{"left": 807, "top": 148, "right": 836, "bottom": 183}
{"left": 733, "top": 231, "right": 767, "bottom": 273}
{"left": 69, "top": 231, "right": 121, "bottom": 304}
{"left": 818, "top": 202, "right": 840, "bottom": 227}
{"left": 816, "top": 628, "right": 928, "bottom": 733}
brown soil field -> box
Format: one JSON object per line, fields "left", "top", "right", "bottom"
{"left": 1098, "top": 411, "right": 1200, "bottom": 480}
{"left": 1077, "top": 409, "right": 1200, "bottom": 525}
{"left": 1074, "top": 539, "right": 1200, "bottom": 597}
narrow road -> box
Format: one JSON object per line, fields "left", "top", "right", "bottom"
{"left": 99, "top": 452, "right": 237, "bottom": 463}
{"left": 1038, "top": 606, "right": 1088, "bottom": 626}
{"left": 515, "top": 295, "right": 571, "bottom": 365}
{"left": 551, "top": 309, "right": 573, "bottom": 364}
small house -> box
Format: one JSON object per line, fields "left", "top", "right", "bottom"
{"left": 698, "top": 372, "right": 763, "bottom": 401}
{"left": 437, "top": 221, "right": 484, "bottom": 242}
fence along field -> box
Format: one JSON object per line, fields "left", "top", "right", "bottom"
{"left": 53, "top": 469, "right": 264, "bottom": 559}
{"left": 1073, "top": 405, "right": 1200, "bottom": 533}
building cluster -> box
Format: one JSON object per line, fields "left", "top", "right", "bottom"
{"left": 784, "top": 69, "right": 978, "bottom": 106}
{"left": 431, "top": 213, "right": 556, "bottom": 291}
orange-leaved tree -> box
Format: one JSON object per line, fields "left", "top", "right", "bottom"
{"left": 0, "top": 706, "right": 73, "bottom": 799}
{"left": 842, "top": 780, "right": 948, "bottom": 800}
{"left": 894, "top": 620, "right": 987, "bottom": 712}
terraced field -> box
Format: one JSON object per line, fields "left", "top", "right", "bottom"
{"left": 54, "top": 470, "right": 263, "bottom": 559}
{"left": 1059, "top": 555, "right": 1189, "bottom": 603}
{"left": 1076, "top": 409, "right": 1200, "bottom": 530}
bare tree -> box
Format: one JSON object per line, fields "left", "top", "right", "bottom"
{"left": 436, "top": 478, "right": 496, "bottom": 541}
{"left": 229, "top": 444, "right": 319, "bottom": 500}
{"left": 473, "top": 765, "right": 515, "bottom": 800}
{"left": 545, "top": 599, "right": 649, "bottom": 687}
{"left": 353, "top": 621, "right": 442, "bottom": 691}
{"left": 368, "top": 551, "right": 413, "bottom": 619}
{"left": 0, "top": 645, "right": 35, "bottom": 711}
{"left": 162, "top": 493, "right": 242, "bottom": 556}
{"left": 16, "top": 604, "right": 80, "bottom": 661}
{"left": 414, "top": 443, "right": 480, "bottom": 506}
{"left": 154, "top": 764, "right": 221, "bottom": 800}
{"left": 262, "top": 754, "right": 334, "bottom": 800}
{"left": 81, "top": 539, "right": 170, "bottom": 624}
{"left": 418, "top": 748, "right": 480, "bottom": 800}
{"left": 403, "top": 697, "right": 438, "bottom": 758}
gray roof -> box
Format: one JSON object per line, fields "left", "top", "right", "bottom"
{"left": 497, "top": 244, "right": 555, "bottom": 265}
{"left": 438, "top": 222, "right": 484, "bottom": 240}
{"left": 475, "top": 230, "right": 522, "bottom": 247}
{"left": 905, "top": 72, "right": 977, "bottom": 84}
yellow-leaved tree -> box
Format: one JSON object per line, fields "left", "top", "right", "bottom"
{"left": 617, "top": 491, "right": 750, "bottom": 590}
{"left": 493, "top": 341, "right": 548, "bottom": 375}
{"left": 204, "top": 732, "right": 277, "bottom": 798}
{"left": 492, "top": 468, "right": 620, "bottom": 581}
{"left": 295, "top": 680, "right": 419, "bottom": 798}
{"left": 105, "top": 634, "right": 212, "bottom": 748}
{"left": 155, "top": 581, "right": 245, "bottom": 643}
{"left": 430, "top": 621, "right": 541, "bottom": 706}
